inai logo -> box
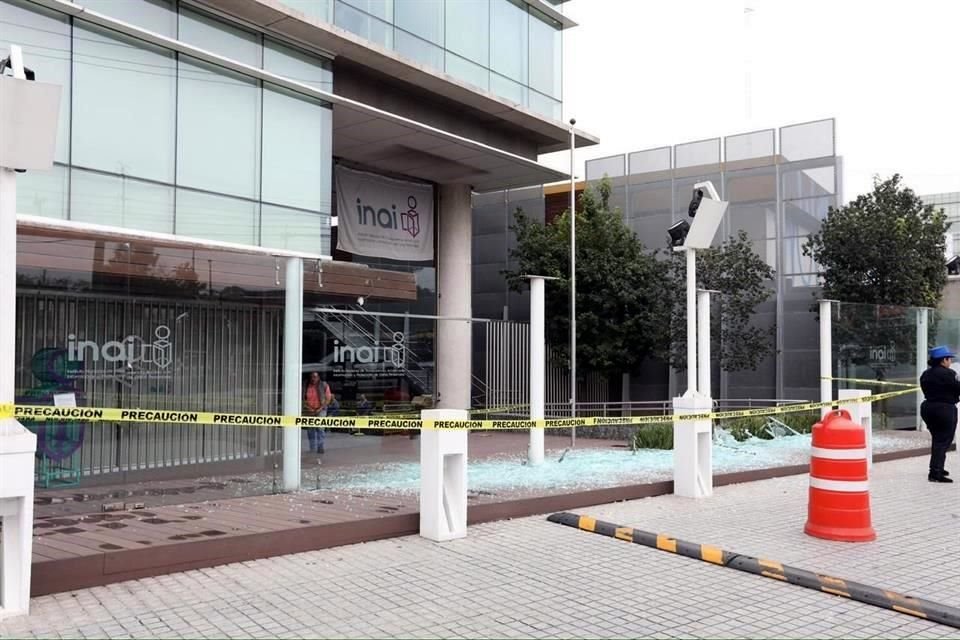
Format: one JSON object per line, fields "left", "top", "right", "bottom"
{"left": 356, "top": 196, "right": 421, "bottom": 238}
{"left": 333, "top": 332, "right": 406, "bottom": 368}
{"left": 67, "top": 325, "right": 174, "bottom": 369}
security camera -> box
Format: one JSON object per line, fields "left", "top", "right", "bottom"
{"left": 688, "top": 188, "right": 704, "bottom": 218}
{"left": 357, "top": 296, "right": 365, "bottom": 306}
{"left": 668, "top": 220, "right": 691, "bottom": 247}
{"left": 569, "top": 118, "right": 576, "bottom": 126}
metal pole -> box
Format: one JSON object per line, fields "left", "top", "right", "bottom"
{"left": 529, "top": 276, "right": 545, "bottom": 466}
{"left": 916, "top": 307, "right": 928, "bottom": 431}
{"left": 569, "top": 119, "right": 577, "bottom": 447}
{"left": 686, "top": 248, "right": 697, "bottom": 395}
{"left": 819, "top": 299, "right": 832, "bottom": 416}
{"left": 697, "top": 290, "right": 711, "bottom": 398}
{"left": 282, "top": 257, "right": 303, "bottom": 491}
{"left": 0, "top": 169, "right": 16, "bottom": 436}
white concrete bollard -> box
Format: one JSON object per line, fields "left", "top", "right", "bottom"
{"left": 672, "top": 394, "right": 713, "bottom": 498}
{"left": 0, "top": 420, "right": 37, "bottom": 619}
{"left": 838, "top": 389, "right": 873, "bottom": 470}
{"left": 419, "top": 409, "right": 468, "bottom": 541}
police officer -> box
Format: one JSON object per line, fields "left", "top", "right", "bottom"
{"left": 919, "top": 345, "right": 960, "bottom": 483}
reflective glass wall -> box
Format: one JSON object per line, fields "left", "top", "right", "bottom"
{"left": 586, "top": 119, "right": 840, "bottom": 401}
{"left": 1, "top": 0, "right": 334, "bottom": 254}
{"left": 278, "top": 0, "right": 563, "bottom": 120}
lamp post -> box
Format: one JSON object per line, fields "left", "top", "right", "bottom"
{"left": 568, "top": 118, "right": 577, "bottom": 448}
{"left": 0, "top": 43, "right": 61, "bottom": 619}
{"left": 668, "top": 181, "right": 727, "bottom": 499}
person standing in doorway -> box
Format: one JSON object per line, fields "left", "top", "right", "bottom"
{"left": 919, "top": 345, "right": 960, "bottom": 483}
{"left": 304, "top": 372, "right": 330, "bottom": 454}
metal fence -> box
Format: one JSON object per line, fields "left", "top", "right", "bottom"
{"left": 15, "top": 290, "right": 283, "bottom": 479}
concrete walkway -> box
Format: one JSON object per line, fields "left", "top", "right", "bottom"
{"left": 1, "top": 455, "right": 957, "bottom": 639}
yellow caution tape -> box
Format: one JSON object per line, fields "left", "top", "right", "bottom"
{"left": 0, "top": 386, "right": 917, "bottom": 430}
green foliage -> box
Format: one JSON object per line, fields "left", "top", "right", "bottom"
{"left": 630, "top": 410, "right": 820, "bottom": 450}
{"left": 803, "top": 174, "right": 949, "bottom": 308}
{"left": 632, "top": 423, "right": 673, "bottom": 450}
{"left": 804, "top": 175, "right": 948, "bottom": 375}
{"left": 665, "top": 230, "right": 776, "bottom": 372}
{"left": 504, "top": 179, "right": 672, "bottom": 376}
{"left": 505, "top": 178, "right": 776, "bottom": 377}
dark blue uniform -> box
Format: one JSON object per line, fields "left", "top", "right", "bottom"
{"left": 919, "top": 365, "right": 960, "bottom": 480}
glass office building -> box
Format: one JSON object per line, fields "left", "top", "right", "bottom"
{"left": 2, "top": 0, "right": 581, "bottom": 485}
{"left": 276, "top": 0, "right": 564, "bottom": 119}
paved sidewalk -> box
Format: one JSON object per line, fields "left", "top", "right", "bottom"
{"left": 2, "top": 455, "right": 957, "bottom": 639}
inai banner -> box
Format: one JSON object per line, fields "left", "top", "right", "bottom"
{"left": 336, "top": 165, "right": 434, "bottom": 261}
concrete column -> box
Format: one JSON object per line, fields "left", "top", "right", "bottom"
{"left": 437, "top": 184, "right": 472, "bottom": 410}
{"left": 282, "top": 257, "right": 303, "bottom": 491}
{"left": 0, "top": 169, "right": 16, "bottom": 426}
{"left": 528, "top": 276, "right": 546, "bottom": 466}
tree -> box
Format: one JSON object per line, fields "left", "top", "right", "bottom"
{"left": 503, "top": 179, "right": 672, "bottom": 377}
{"left": 665, "top": 231, "right": 776, "bottom": 372}
{"left": 803, "top": 174, "right": 949, "bottom": 377}
{"left": 803, "top": 174, "right": 949, "bottom": 308}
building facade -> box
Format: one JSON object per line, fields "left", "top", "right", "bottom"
{"left": 2, "top": 0, "right": 595, "bottom": 484}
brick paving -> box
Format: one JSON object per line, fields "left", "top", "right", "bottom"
{"left": 2, "top": 455, "right": 958, "bottom": 639}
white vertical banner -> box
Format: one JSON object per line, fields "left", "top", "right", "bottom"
{"left": 336, "top": 165, "right": 434, "bottom": 261}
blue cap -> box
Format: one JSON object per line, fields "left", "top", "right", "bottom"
{"left": 930, "top": 345, "right": 956, "bottom": 359}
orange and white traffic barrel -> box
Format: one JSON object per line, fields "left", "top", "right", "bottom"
{"left": 804, "top": 409, "right": 876, "bottom": 542}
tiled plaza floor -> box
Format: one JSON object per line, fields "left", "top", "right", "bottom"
{"left": 2, "top": 455, "right": 957, "bottom": 639}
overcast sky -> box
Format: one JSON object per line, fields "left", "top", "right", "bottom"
{"left": 539, "top": 0, "right": 960, "bottom": 201}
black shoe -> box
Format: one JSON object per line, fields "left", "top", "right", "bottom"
{"left": 929, "top": 473, "right": 953, "bottom": 483}
{"left": 944, "top": 470, "right": 951, "bottom": 477}
{"left": 317, "top": 445, "right": 325, "bottom": 454}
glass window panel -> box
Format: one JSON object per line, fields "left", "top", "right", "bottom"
{"left": 627, "top": 181, "right": 671, "bottom": 216}
{"left": 782, "top": 235, "right": 818, "bottom": 275}
{"left": 585, "top": 155, "right": 625, "bottom": 180}
{"left": 780, "top": 119, "right": 834, "bottom": 161}
{"left": 261, "top": 205, "right": 330, "bottom": 254}
{"left": 263, "top": 39, "right": 333, "bottom": 92}
{"left": 784, "top": 196, "right": 835, "bottom": 234}
{"left": 0, "top": 0, "right": 71, "bottom": 162}
{"left": 176, "top": 189, "right": 258, "bottom": 244}
{"left": 490, "top": 72, "right": 525, "bottom": 104}
{"left": 725, "top": 168, "right": 776, "bottom": 203}
{"left": 72, "top": 23, "right": 176, "bottom": 183}
{"left": 528, "top": 6, "right": 561, "bottom": 98}
{"left": 395, "top": 0, "right": 442, "bottom": 44}
{"left": 527, "top": 91, "right": 560, "bottom": 120}
{"left": 674, "top": 138, "right": 721, "bottom": 169}
{"left": 16, "top": 164, "right": 68, "bottom": 219}
{"left": 262, "top": 84, "right": 332, "bottom": 212}
{"left": 79, "top": 0, "right": 176, "bottom": 37}
{"left": 727, "top": 202, "right": 777, "bottom": 240}
{"left": 629, "top": 148, "right": 671, "bottom": 178}
{"left": 278, "top": 0, "right": 332, "bottom": 22}
{"left": 445, "top": 0, "right": 489, "bottom": 66}
{"left": 444, "top": 52, "right": 488, "bottom": 91}
{"left": 491, "top": 0, "right": 527, "bottom": 83}
{"left": 724, "top": 129, "right": 775, "bottom": 162}
{"left": 178, "top": 7, "right": 261, "bottom": 67}
{"left": 782, "top": 165, "right": 836, "bottom": 199}
{"left": 71, "top": 169, "right": 174, "bottom": 233}
{"left": 340, "top": 0, "right": 392, "bottom": 20}
{"left": 177, "top": 57, "right": 261, "bottom": 198}
{"left": 334, "top": 1, "right": 393, "bottom": 48}
{"left": 395, "top": 30, "right": 444, "bottom": 69}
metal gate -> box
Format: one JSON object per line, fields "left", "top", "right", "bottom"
{"left": 15, "top": 291, "right": 283, "bottom": 478}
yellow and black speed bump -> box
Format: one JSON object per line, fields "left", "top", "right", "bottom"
{"left": 547, "top": 512, "right": 960, "bottom": 629}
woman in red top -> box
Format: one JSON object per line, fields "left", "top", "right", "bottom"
{"left": 304, "top": 372, "right": 329, "bottom": 453}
